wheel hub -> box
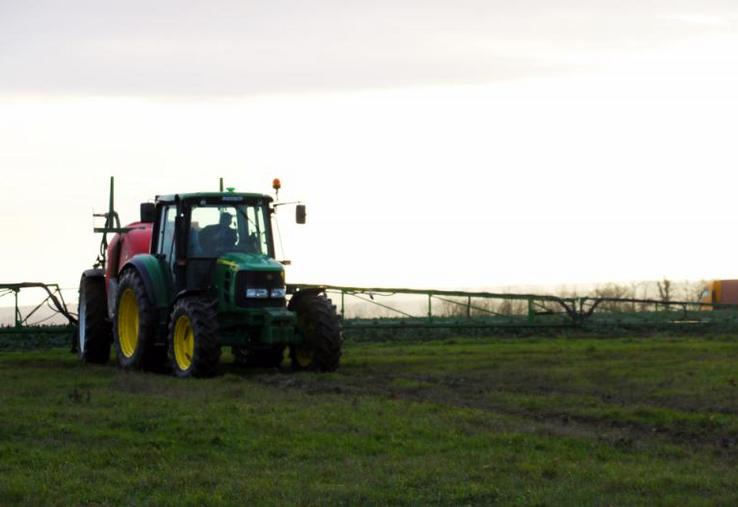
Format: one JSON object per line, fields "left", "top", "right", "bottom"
{"left": 173, "top": 315, "right": 194, "bottom": 371}
{"left": 117, "top": 288, "right": 139, "bottom": 358}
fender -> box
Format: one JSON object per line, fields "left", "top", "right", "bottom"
{"left": 120, "top": 254, "right": 172, "bottom": 311}
{"left": 82, "top": 268, "right": 105, "bottom": 280}
{"left": 287, "top": 286, "right": 326, "bottom": 311}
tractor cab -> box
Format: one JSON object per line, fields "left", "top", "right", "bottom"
{"left": 151, "top": 192, "right": 281, "bottom": 296}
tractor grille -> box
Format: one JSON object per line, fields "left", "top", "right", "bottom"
{"left": 235, "top": 271, "right": 285, "bottom": 308}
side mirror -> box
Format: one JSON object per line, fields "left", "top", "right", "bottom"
{"left": 296, "top": 204, "right": 306, "bottom": 224}
{"left": 140, "top": 202, "right": 156, "bottom": 223}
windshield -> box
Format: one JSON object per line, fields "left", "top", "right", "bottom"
{"left": 188, "top": 203, "right": 272, "bottom": 257}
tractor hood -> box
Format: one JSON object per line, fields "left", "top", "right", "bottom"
{"left": 214, "top": 252, "right": 287, "bottom": 309}
{"left": 216, "top": 252, "right": 284, "bottom": 273}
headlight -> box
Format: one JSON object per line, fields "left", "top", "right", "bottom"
{"left": 271, "top": 287, "right": 286, "bottom": 298}
{"left": 246, "top": 288, "right": 269, "bottom": 298}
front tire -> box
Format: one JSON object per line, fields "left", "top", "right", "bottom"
{"left": 168, "top": 297, "right": 220, "bottom": 378}
{"left": 289, "top": 294, "right": 342, "bottom": 372}
{"left": 77, "top": 271, "right": 112, "bottom": 364}
{"left": 113, "top": 269, "right": 158, "bottom": 370}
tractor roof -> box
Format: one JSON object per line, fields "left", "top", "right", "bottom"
{"left": 155, "top": 192, "right": 273, "bottom": 204}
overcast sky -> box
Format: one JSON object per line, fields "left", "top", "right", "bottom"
{"left": 1, "top": 1, "right": 738, "bottom": 304}
{"left": 3, "top": 0, "right": 738, "bottom": 95}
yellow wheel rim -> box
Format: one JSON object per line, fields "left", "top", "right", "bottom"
{"left": 173, "top": 315, "right": 194, "bottom": 371}
{"left": 117, "top": 288, "right": 139, "bottom": 358}
{"left": 296, "top": 347, "right": 313, "bottom": 368}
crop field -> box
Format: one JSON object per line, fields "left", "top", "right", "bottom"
{"left": 1, "top": 335, "right": 738, "bottom": 506}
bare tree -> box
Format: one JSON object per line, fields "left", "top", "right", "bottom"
{"left": 657, "top": 278, "right": 672, "bottom": 304}
{"left": 593, "top": 283, "right": 636, "bottom": 312}
{"left": 679, "top": 280, "right": 708, "bottom": 303}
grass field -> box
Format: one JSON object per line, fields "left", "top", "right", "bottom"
{"left": 1, "top": 335, "right": 738, "bottom": 506}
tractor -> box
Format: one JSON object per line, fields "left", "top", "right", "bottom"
{"left": 76, "top": 178, "right": 342, "bottom": 377}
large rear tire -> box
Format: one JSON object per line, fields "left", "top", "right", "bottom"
{"left": 77, "top": 271, "right": 112, "bottom": 364}
{"left": 289, "top": 294, "right": 342, "bottom": 372}
{"left": 113, "top": 269, "right": 159, "bottom": 370}
{"left": 168, "top": 297, "right": 220, "bottom": 378}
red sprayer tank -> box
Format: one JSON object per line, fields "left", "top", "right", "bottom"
{"left": 104, "top": 222, "right": 153, "bottom": 297}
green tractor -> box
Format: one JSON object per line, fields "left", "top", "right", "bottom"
{"left": 77, "top": 178, "right": 342, "bottom": 377}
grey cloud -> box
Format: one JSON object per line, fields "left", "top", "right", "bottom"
{"left": 1, "top": 0, "right": 736, "bottom": 96}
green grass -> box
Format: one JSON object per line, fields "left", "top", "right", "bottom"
{"left": 1, "top": 336, "right": 738, "bottom": 505}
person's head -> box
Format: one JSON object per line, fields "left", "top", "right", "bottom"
{"left": 219, "top": 212, "right": 233, "bottom": 227}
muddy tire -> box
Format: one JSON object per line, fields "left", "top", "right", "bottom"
{"left": 77, "top": 271, "right": 112, "bottom": 364}
{"left": 168, "top": 297, "right": 220, "bottom": 378}
{"left": 232, "top": 345, "right": 285, "bottom": 368}
{"left": 289, "top": 294, "right": 342, "bottom": 372}
{"left": 113, "top": 269, "right": 159, "bottom": 370}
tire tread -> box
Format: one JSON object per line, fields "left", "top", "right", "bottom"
{"left": 79, "top": 274, "right": 111, "bottom": 364}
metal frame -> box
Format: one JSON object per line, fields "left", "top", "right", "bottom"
{"left": 0, "top": 283, "right": 76, "bottom": 334}
{"left": 93, "top": 177, "right": 130, "bottom": 269}
{"left": 3, "top": 279, "right": 738, "bottom": 345}
{"left": 291, "top": 284, "right": 738, "bottom": 332}
{"left": 3, "top": 280, "right": 737, "bottom": 337}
